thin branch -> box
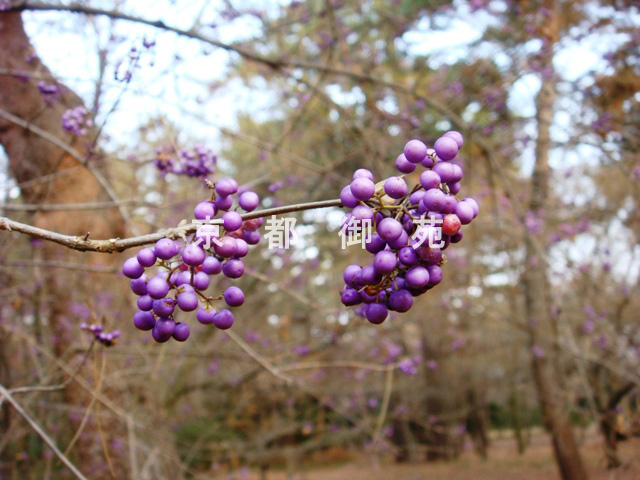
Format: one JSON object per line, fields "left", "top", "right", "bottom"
{"left": 0, "top": 385, "right": 90, "bottom": 480}
{"left": 0, "top": 199, "right": 343, "bottom": 253}
{"left": 0, "top": 107, "right": 138, "bottom": 231}
{"left": 0, "top": 199, "right": 156, "bottom": 212}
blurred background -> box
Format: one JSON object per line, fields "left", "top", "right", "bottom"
{"left": 0, "top": 1, "right": 638, "bottom": 479}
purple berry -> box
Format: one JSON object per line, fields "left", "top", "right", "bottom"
{"left": 214, "top": 236, "right": 238, "bottom": 258}
{"left": 213, "top": 310, "right": 234, "bottom": 329}
{"left": 122, "top": 257, "right": 144, "bottom": 279}
{"left": 133, "top": 311, "right": 155, "bottom": 331}
{"left": 406, "top": 266, "right": 430, "bottom": 288}
{"left": 398, "top": 246, "right": 419, "bottom": 266}
{"left": 173, "top": 323, "right": 190, "bottom": 342}
{"left": 341, "top": 288, "right": 362, "bottom": 306}
{"left": 350, "top": 177, "right": 375, "bottom": 201}
{"left": 420, "top": 170, "right": 441, "bottom": 190}
{"left": 222, "top": 211, "right": 243, "bottom": 232}
{"left": 353, "top": 168, "right": 374, "bottom": 181}
{"left": 361, "top": 265, "right": 382, "bottom": 285}
{"left": 197, "top": 307, "right": 217, "bottom": 325}
{"left": 177, "top": 292, "right": 198, "bottom": 311}
{"left": 404, "top": 139, "right": 427, "bottom": 163}
{"left": 343, "top": 265, "right": 362, "bottom": 287}
{"left": 216, "top": 178, "right": 238, "bottom": 196}
{"left": 395, "top": 154, "right": 416, "bottom": 174}
{"left": 202, "top": 256, "right": 222, "bottom": 275}
{"left": 389, "top": 289, "right": 413, "bottom": 313}
{"left": 238, "top": 191, "right": 259, "bottom": 212}
{"left": 215, "top": 195, "right": 233, "bottom": 211}
{"left": 384, "top": 177, "right": 408, "bottom": 199}
{"left": 377, "top": 217, "right": 403, "bottom": 242}
{"left": 433, "top": 162, "right": 454, "bottom": 184}
{"left": 374, "top": 250, "right": 397, "bottom": 274}
{"left": 136, "top": 248, "right": 157, "bottom": 267}
{"left": 340, "top": 185, "right": 359, "bottom": 208}
{"left": 443, "top": 130, "right": 464, "bottom": 148}
{"left": 365, "top": 234, "right": 387, "bottom": 254}
{"left": 194, "top": 201, "right": 216, "bottom": 220}
{"left": 156, "top": 319, "right": 176, "bottom": 336}
{"left": 352, "top": 205, "right": 374, "bottom": 222}
{"left": 234, "top": 239, "right": 249, "bottom": 257}
{"left": 154, "top": 238, "right": 178, "bottom": 260}
{"left": 434, "top": 136, "right": 458, "bottom": 161}
{"left": 182, "top": 244, "right": 206, "bottom": 266}
{"left": 137, "top": 294, "right": 153, "bottom": 311}
{"left": 463, "top": 198, "right": 479, "bottom": 217}
{"left": 193, "top": 271, "right": 210, "bottom": 290}
{"left": 427, "top": 265, "right": 443, "bottom": 285}
{"left": 130, "top": 274, "right": 148, "bottom": 295}
{"left": 224, "top": 286, "right": 245, "bottom": 307}
{"left": 147, "top": 276, "right": 170, "bottom": 299}
{"left": 222, "top": 258, "right": 244, "bottom": 278}
{"left": 152, "top": 298, "right": 175, "bottom": 318}
{"left": 152, "top": 325, "right": 172, "bottom": 343}
{"left": 455, "top": 202, "right": 475, "bottom": 225}
{"left": 422, "top": 189, "right": 446, "bottom": 212}
{"left": 366, "top": 303, "right": 388, "bottom": 324}
{"left": 243, "top": 230, "right": 261, "bottom": 245}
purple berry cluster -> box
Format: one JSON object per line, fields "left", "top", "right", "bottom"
{"left": 122, "top": 179, "right": 262, "bottom": 343}
{"left": 61, "top": 106, "right": 93, "bottom": 136}
{"left": 339, "top": 131, "right": 479, "bottom": 324}
{"left": 80, "top": 323, "right": 121, "bottom": 347}
{"left": 154, "top": 144, "right": 217, "bottom": 179}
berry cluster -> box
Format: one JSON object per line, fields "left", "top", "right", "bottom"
{"left": 339, "top": 131, "right": 479, "bottom": 324}
{"left": 62, "top": 106, "right": 93, "bottom": 136}
{"left": 154, "top": 144, "right": 217, "bottom": 179}
{"left": 80, "top": 323, "right": 121, "bottom": 347}
{"left": 122, "top": 179, "right": 262, "bottom": 343}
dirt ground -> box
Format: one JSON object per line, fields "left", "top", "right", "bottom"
{"left": 242, "top": 431, "right": 640, "bottom": 480}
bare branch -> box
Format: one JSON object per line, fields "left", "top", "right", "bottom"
{"left": 0, "top": 384, "right": 90, "bottom": 480}
{"left": 0, "top": 199, "right": 342, "bottom": 253}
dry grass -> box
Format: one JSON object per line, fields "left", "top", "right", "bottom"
{"left": 242, "top": 431, "right": 640, "bottom": 480}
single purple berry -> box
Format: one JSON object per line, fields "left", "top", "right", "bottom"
{"left": 213, "top": 310, "right": 234, "bottom": 329}
{"left": 340, "top": 185, "right": 359, "bottom": 208}
{"left": 130, "top": 274, "right": 148, "bottom": 296}
{"left": 455, "top": 202, "right": 475, "bottom": 225}
{"left": 350, "top": 177, "right": 375, "bottom": 201}
{"left": 152, "top": 298, "right": 175, "bottom": 318}
{"left": 152, "top": 325, "right": 172, "bottom": 343}
{"left": 194, "top": 201, "right": 217, "bottom": 220}
{"left": 405, "top": 266, "right": 430, "bottom": 288}
{"left": 420, "top": 170, "right": 441, "bottom": 190}
{"left": 137, "top": 294, "right": 153, "bottom": 311}
{"left": 434, "top": 136, "right": 458, "bottom": 161}
{"left": 147, "top": 276, "right": 170, "bottom": 299}
{"left": 366, "top": 303, "right": 388, "bottom": 324}
{"left": 122, "top": 257, "right": 144, "bottom": 279}
{"left": 156, "top": 319, "right": 176, "bottom": 336}
{"left": 389, "top": 289, "right": 413, "bottom": 312}
{"left": 173, "top": 323, "right": 190, "bottom": 342}
{"left": 238, "top": 191, "right": 259, "bottom": 212}
{"left": 404, "top": 139, "right": 427, "bottom": 163}
{"left": 395, "top": 153, "right": 416, "bottom": 174}
{"left": 193, "top": 271, "right": 210, "bottom": 290}
{"left": 353, "top": 168, "right": 374, "bottom": 181}
{"left": 202, "top": 256, "right": 222, "bottom": 275}
{"left": 136, "top": 248, "right": 157, "bottom": 267}
{"left": 133, "top": 311, "right": 155, "bottom": 331}
{"left": 374, "top": 250, "right": 397, "bottom": 274}
{"left": 214, "top": 236, "right": 238, "bottom": 258}
{"left": 215, "top": 195, "right": 233, "bottom": 211}
{"left": 384, "top": 177, "right": 408, "bottom": 199}
{"left": 377, "top": 217, "right": 403, "bottom": 242}
{"left": 222, "top": 258, "right": 244, "bottom": 278}
{"left": 365, "top": 234, "right": 387, "bottom": 254}
{"left": 224, "top": 286, "right": 245, "bottom": 307}
{"left": 182, "top": 244, "right": 206, "bottom": 266}
{"left": 222, "top": 211, "right": 243, "bottom": 232}
{"left": 154, "top": 238, "right": 179, "bottom": 260}
{"left": 341, "top": 288, "right": 362, "bottom": 306}
{"left": 177, "top": 292, "right": 198, "bottom": 311}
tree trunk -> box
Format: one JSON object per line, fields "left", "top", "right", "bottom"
{"left": 0, "top": 12, "right": 181, "bottom": 479}
{"left": 521, "top": 4, "right": 589, "bottom": 479}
